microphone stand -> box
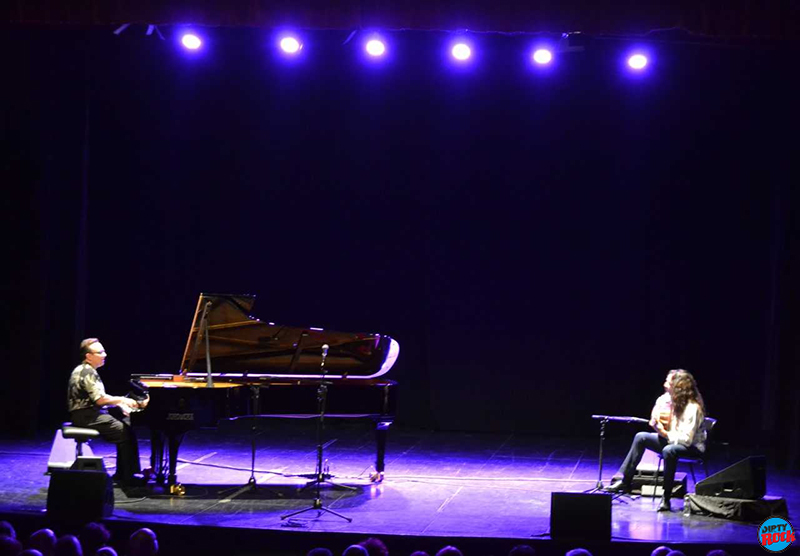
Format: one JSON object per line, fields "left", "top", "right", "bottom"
{"left": 585, "top": 414, "right": 647, "bottom": 501}
{"left": 585, "top": 416, "right": 610, "bottom": 494}
{"left": 281, "top": 345, "right": 353, "bottom": 522}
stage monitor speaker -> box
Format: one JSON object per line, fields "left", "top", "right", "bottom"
{"left": 550, "top": 492, "right": 611, "bottom": 541}
{"left": 695, "top": 455, "right": 766, "bottom": 500}
{"left": 47, "top": 469, "right": 114, "bottom": 522}
{"left": 71, "top": 456, "right": 106, "bottom": 472}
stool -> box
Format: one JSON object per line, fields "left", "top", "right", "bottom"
{"left": 47, "top": 423, "right": 99, "bottom": 472}
{"left": 61, "top": 423, "right": 100, "bottom": 458}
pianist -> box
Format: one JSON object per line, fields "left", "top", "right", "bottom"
{"left": 67, "top": 338, "right": 148, "bottom": 486}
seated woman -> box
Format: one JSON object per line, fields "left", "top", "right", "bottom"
{"left": 605, "top": 369, "right": 706, "bottom": 512}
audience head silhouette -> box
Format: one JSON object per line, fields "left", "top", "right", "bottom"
{"left": 54, "top": 535, "right": 82, "bottom": 556}
{"left": 128, "top": 528, "right": 158, "bottom": 556}
{"left": 343, "top": 545, "right": 369, "bottom": 556}
{"left": 0, "top": 522, "right": 15, "bottom": 539}
{"left": 359, "top": 538, "right": 389, "bottom": 556}
{"left": 29, "top": 529, "right": 56, "bottom": 556}
{"left": 80, "top": 522, "right": 110, "bottom": 556}
{"left": 0, "top": 536, "right": 23, "bottom": 556}
{"left": 565, "top": 549, "right": 592, "bottom": 556}
{"left": 509, "top": 545, "right": 536, "bottom": 556}
{"left": 435, "top": 546, "right": 463, "bottom": 556}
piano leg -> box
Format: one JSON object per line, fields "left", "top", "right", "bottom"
{"left": 165, "top": 433, "right": 187, "bottom": 495}
{"left": 167, "top": 433, "right": 180, "bottom": 485}
{"left": 372, "top": 419, "right": 393, "bottom": 482}
{"left": 150, "top": 429, "right": 166, "bottom": 484}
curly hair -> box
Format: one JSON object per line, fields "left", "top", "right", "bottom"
{"left": 671, "top": 370, "right": 705, "bottom": 418}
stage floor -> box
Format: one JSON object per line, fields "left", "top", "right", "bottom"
{"left": 0, "top": 421, "right": 796, "bottom": 554}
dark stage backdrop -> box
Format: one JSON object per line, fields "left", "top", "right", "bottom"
{"left": 5, "top": 28, "right": 799, "bottom": 467}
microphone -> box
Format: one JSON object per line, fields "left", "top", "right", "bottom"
{"left": 319, "top": 344, "right": 330, "bottom": 376}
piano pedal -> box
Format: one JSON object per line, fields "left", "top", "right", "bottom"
{"left": 369, "top": 471, "right": 384, "bottom": 483}
{"left": 170, "top": 483, "right": 186, "bottom": 496}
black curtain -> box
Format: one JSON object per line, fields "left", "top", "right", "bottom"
{"left": 5, "top": 28, "right": 799, "bottom": 469}
{"left": 10, "top": 1, "right": 800, "bottom": 39}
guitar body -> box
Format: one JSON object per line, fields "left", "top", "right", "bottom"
{"left": 658, "top": 409, "right": 672, "bottom": 431}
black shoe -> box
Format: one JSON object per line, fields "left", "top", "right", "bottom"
{"left": 657, "top": 498, "right": 671, "bottom": 512}
{"left": 604, "top": 480, "right": 632, "bottom": 494}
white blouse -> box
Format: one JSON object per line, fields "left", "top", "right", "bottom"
{"left": 667, "top": 401, "right": 706, "bottom": 452}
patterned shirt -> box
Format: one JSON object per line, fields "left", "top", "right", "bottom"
{"left": 67, "top": 363, "right": 107, "bottom": 412}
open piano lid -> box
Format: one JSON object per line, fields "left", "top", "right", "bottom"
{"left": 178, "top": 293, "right": 399, "bottom": 379}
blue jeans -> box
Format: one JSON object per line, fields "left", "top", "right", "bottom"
{"left": 618, "top": 432, "right": 701, "bottom": 501}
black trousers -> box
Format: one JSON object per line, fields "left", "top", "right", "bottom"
{"left": 71, "top": 407, "right": 141, "bottom": 479}
{"left": 618, "top": 432, "right": 702, "bottom": 501}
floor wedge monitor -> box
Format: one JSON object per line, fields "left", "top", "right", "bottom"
{"left": 695, "top": 455, "right": 766, "bottom": 499}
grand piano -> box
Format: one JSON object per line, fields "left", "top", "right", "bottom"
{"left": 132, "top": 293, "right": 399, "bottom": 492}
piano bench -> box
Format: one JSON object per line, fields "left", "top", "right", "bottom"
{"left": 61, "top": 423, "right": 100, "bottom": 457}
